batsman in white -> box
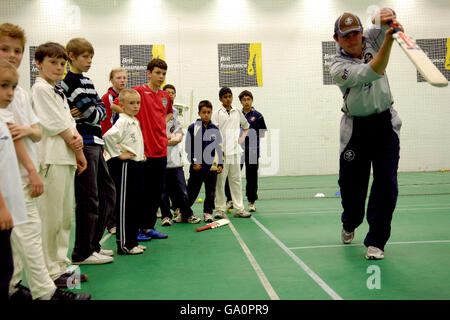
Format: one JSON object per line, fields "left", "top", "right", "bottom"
{"left": 330, "top": 8, "right": 404, "bottom": 260}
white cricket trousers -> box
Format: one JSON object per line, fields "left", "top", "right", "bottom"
{"left": 215, "top": 154, "right": 244, "bottom": 212}
{"left": 37, "top": 164, "right": 76, "bottom": 280}
{"left": 10, "top": 183, "right": 56, "bottom": 299}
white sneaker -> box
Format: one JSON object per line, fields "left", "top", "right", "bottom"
{"left": 188, "top": 215, "right": 201, "bottom": 224}
{"left": 234, "top": 210, "right": 251, "bottom": 218}
{"left": 204, "top": 213, "right": 213, "bottom": 223}
{"left": 214, "top": 210, "right": 225, "bottom": 219}
{"left": 248, "top": 202, "right": 256, "bottom": 212}
{"left": 365, "top": 246, "right": 384, "bottom": 260}
{"left": 73, "top": 252, "right": 114, "bottom": 265}
{"left": 129, "top": 246, "right": 144, "bottom": 255}
{"left": 341, "top": 229, "right": 355, "bottom": 244}
{"left": 173, "top": 208, "right": 180, "bottom": 219}
{"left": 161, "top": 217, "right": 172, "bottom": 226}
{"left": 98, "top": 248, "right": 114, "bottom": 256}
{"left": 137, "top": 245, "right": 147, "bottom": 251}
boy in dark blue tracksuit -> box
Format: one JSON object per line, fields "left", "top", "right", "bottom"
{"left": 225, "top": 90, "right": 267, "bottom": 212}
{"left": 330, "top": 9, "right": 404, "bottom": 260}
{"left": 185, "top": 100, "right": 223, "bottom": 223}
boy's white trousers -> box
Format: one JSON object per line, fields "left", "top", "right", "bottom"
{"left": 10, "top": 183, "right": 56, "bottom": 299}
{"left": 37, "top": 164, "right": 76, "bottom": 281}
{"left": 215, "top": 154, "right": 244, "bottom": 213}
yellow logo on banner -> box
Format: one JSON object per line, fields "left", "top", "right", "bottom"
{"left": 248, "top": 43, "right": 263, "bottom": 86}
{"left": 152, "top": 44, "right": 166, "bottom": 86}
{"left": 152, "top": 44, "right": 165, "bottom": 60}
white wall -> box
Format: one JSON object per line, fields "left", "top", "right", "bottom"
{"left": 2, "top": 0, "right": 450, "bottom": 176}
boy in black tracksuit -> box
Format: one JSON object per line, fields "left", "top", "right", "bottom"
{"left": 185, "top": 100, "right": 223, "bottom": 223}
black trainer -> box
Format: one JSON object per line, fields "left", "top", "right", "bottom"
{"left": 50, "top": 288, "right": 91, "bottom": 300}
{"left": 9, "top": 281, "right": 32, "bottom": 301}
{"left": 54, "top": 271, "right": 88, "bottom": 288}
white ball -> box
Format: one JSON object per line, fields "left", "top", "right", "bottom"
{"left": 315, "top": 193, "right": 325, "bottom": 198}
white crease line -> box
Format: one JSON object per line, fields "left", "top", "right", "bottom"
{"left": 228, "top": 220, "right": 280, "bottom": 300}
{"left": 100, "top": 232, "right": 112, "bottom": 245}
{"left": 256, "top": 206, "right": 450, "bottom": 217}
{"left": 289, "top": 240, "right": 450, "bottom": 250}
{"left": 251, "top": 216, "right": 343, "bottom": 300}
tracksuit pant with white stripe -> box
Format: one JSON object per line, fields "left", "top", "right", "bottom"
{"left": 339, "top": 109, "right": 400, "bottom": 251}
{"left": 108, "top": 157, "right": 142, "bottom": 254}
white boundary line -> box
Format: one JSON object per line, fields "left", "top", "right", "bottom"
{"left": 289, "top": 240, "right": 450, "bottom": 250}
{"left": 251, "top": 216, "right": 343, "bottom": 300}
{"left": 228, "top": 220, "right": 280, "bottom": 300}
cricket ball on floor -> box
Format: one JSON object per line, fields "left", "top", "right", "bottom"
{"left": 315, "top": 193, "right": 325, "bottom": 198}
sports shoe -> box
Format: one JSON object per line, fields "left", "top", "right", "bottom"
{"left": 173, "top": 214, "right": 183, "bottom": 223}
{"left": 214, "top": 210, "right": 225, "bottom": 219}
{"left": 341, "top": 228, "right": 355, "bottom": 244}
{"left": 63, "top": 270, "right": 88, "bottom": 283}
{"left": 72, "top": 252, "right": 114, "bottom": 265}
{"left": 173, "top": 208, "right": 180, "bottom": 219}
{"left": 9, "top": 281, "right": 32, "bottom": 301}
{"left": 161, "top": 217, "right": 172, "bottom": 226}
{"left": 51, "top": 288, "right": 91, "bottom": 300}
{"left": 145, "top": 229, "right": 168, "bottom": 239}
{"left": 137, "top": 244, "right": 147, "bottom": 251}
{"left": 234, "top": 210, "right": 251, "bottom": 218}
{"left": 365, "top": 246, "right": 384, "bottom": 260}
{"left": 137, "top": 232, "right": 152, "bottom": 241}
{"left": 98, "top": 248, "right": 114, "bottom": 256}
{"left": 188, "top": 215, "right": 201, "bottom": 224}
{"left": 54, "top": 272, "right": 87, "bottom": 288}
{"left": 226, "top": 200, "right": 233, "bottom": 210}
{"left": 129, "top": 246, "right": 144, "bottom": 255}
{"left": 204, "top": 213, "right": 213, "bottom": 223}
{"left": 248, "top": 202, "right": 256, "bottom": 212}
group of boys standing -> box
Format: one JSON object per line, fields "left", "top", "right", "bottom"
{"left": 0, "top": 22, "right": 267, "bottom": 301}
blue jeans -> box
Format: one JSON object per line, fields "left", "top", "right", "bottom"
{"left": 160, "top": 167, "right": 193, "bottom": 219}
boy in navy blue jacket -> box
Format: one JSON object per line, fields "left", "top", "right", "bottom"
{"left": 185, "top": 100, "right": 223, "bottom": 223}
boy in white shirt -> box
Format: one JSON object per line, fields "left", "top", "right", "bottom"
{"left": 104, "top": 89, "right": 147, "bottom": 255}
{"left": 1, "top": 26, "right": 90, "bottom": 300}
{"left": 212, "top": 87, "right": 251, "bottom": 219}
{"left": 32, "top": 42, "right": 92, "bottom": 298}
{"left": 0, "top": 58, "right": 27, "bottom": 301}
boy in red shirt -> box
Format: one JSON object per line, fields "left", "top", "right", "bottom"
{"left": 113, "top": 58, "right": 173, "bottom": 239}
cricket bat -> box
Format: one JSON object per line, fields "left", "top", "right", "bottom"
{"left": 389, "top": 22, "right": 448, "bottom": 87}
{"left": 196, "top": 219, "right": 230, "bottom": 232}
